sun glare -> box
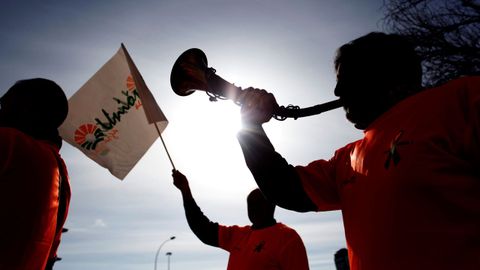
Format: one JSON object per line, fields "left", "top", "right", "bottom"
{"left": 168, "top": 96, "right": 242, "bottom": 163}
{"left": 165, "top": 96, "right": 256, "bottom": 199}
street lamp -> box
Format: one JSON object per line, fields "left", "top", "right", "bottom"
{"left": 154, "top": 236, "right": 175, "bottom": 270}
{"left": 166, "top": 252, "right": 172, "bottom": 270}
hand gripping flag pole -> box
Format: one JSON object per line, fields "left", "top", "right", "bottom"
{"left": 122, "top": 44, "right": 176, "bottom": 170}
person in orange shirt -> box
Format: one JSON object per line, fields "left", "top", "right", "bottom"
{"left": 236, "top": 32, "right": 480, "bottom": 270}
{"left": 172, "top": 169, "right": 309, "bottom": 270}
{"left": 0, "top": 78, "right": 71, "bottom": 270}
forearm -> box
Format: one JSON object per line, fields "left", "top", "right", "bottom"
{"left": 237, "top": 124, "right": 316, "bottom": 212}
{"left": 181, "top": 189, "right": 219, "bottom": 247}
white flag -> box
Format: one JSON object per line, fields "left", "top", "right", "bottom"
{"left": 59, "top": 45, "right": 168, "bottom": 180}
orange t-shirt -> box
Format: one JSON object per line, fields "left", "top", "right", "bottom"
{"left": 297, "top": 76, "right": 480, "bottom": 270}
{"left": 218, "top": 223, "right": 309, "bottom": 270}
{"left": 0, "top": 127, "right": 71, "bottom": 270}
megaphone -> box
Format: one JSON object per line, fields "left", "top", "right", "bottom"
{"left": 170, "top": 48, "right": 342, "bottom": 120}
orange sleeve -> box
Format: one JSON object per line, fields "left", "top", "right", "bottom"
{"left": 296, "top": 157, "right": 341, "bottom": 211}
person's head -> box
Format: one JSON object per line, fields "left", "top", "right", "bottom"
{"left": 0, "top": 78, "right": 68, "bottom": 145}
{"left": 334, "top": 32, "right": 422, "bottom": 129}
{"left": 247, "top": 188, "right": 276, "bottom": 227}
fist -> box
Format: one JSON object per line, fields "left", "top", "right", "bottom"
{"left": 172, "top": 169, "right": 189, "bottom": 191}
{"left": 239, "top": 87, "right": 278, "bottom": 125}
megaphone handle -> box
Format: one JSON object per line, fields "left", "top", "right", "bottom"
{"left": 274, "top": 99, "right": 343, "bottom": 120}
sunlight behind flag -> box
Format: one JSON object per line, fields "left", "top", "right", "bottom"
{"left": 59, "top": 45, "right": 168, "bottom": 180}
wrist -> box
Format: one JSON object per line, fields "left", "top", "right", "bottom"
{"left": 241, "top": 121, "right": 263, "bottom": 130}
{"left": 181, "top": 188, "right": 193, "bottom": 199}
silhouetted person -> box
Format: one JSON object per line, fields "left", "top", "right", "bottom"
{"left": 172, "top": 169, "right": 309, "bottom": 270}
{"left": 0, "top": 78, "right": 71, "bottom": 270}
{"left": 334, "top": 248, "right": 350, "bottom": 270}
{"left": 236, "top": 32, "right": 480, "bottom": 270}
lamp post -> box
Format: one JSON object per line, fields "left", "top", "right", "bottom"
{"left": 166, "top": 252, "right": 172, "bottom": 270}
{"left": 154, "top": 236, "right": 175, "bottom": 270}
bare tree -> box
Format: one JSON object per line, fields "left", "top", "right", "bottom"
{"left": 382, "top": 0, "right": 480, "bottom": 87}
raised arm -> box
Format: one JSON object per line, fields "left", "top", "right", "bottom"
{"left": 172, "top": 170, "right": 219, "bottom": 246}
{"left": 237, "top": 88, "right": 316, "bottom": 212}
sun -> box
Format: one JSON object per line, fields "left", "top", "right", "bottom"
{"left": 167, "top": 94, "right": 242, "bottom": 165}
{"left": 164, "top": 95, "right": 256, "bottom": 194}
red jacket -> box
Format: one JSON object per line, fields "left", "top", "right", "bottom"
{"left": 0, "top": 127, "right": 71, "bottom": 270}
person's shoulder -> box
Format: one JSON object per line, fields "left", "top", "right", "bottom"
{"left": 425, "top": 76, "right": 480, "bottom": 92}
{"left": 274, "top": 223, "right": 300, "bottom": 235}
{"left": 219, "top": 224, "right": 250, "bottom": 233}
{"left": 218, "top": 224, "right": 251, "bottom": 242}
{"left": 446, "top": 75, "right": 480, "bottom": 86}
{"left": 0, "top": 127, "right": 23, "bottom": 135}
{"left": 0, "top": 127, "right": 56, "bottom": 156}
{"left": 405, "top": 76, "right": 479, "bottom": 107}
{"left": 429, "top": 76, "right": 480, "bottom": 103}
{"left": 449, "top": 76, "right": 480, "bottom": 93}
{"left": 332, "top": 140, "right": 361, "bottom": 159}
{"left": 273, "top": 223, "right": 305, "bottom": 243}
{"left": 0, "top": 127, "right": 30, "bottom": 143}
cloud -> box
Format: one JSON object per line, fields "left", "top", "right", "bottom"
{"left": 92, "top": 218, "right": 108, "bottom": 228}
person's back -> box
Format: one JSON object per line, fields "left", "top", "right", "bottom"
{"left": 219, "top": 222, "right": 307, "bottom": 270}
{"left": 172, "top": 170, "right": 309, "bottom": 270}
{"left": 0, "top": 128, "right": 66, "bottom": 269}
{"left": 0, "top": 78, "right": 71, "bottom": 270}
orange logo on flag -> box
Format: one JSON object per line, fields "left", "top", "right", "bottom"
{"left": 74, "top": 123, "right": 105, "bottom": 150}
{"left": 127, "top": 75, "right": 142, "bottom": 109}
{"left": 127, "top": 75, "right": 136, "bottom": 91}
{"left": 73, "top": 75, "right": 143, "bottom": 152}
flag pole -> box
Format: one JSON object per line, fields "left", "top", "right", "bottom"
{"left": 154, "top": 122, "right": 176, "bottom": 170}
{"left": 121, "top": 43, "right": 176, "bottom": 170}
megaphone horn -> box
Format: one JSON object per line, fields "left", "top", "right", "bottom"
{"left": 170, "top": 48, "right": 342, "bottom": 120}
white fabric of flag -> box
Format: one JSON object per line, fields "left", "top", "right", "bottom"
{"left": 59, "top": 45, "right": 168, "bottom": 180}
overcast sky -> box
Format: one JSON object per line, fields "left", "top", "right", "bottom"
{"left": 0, "top": 1, "right": 386, "bottom": 269}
